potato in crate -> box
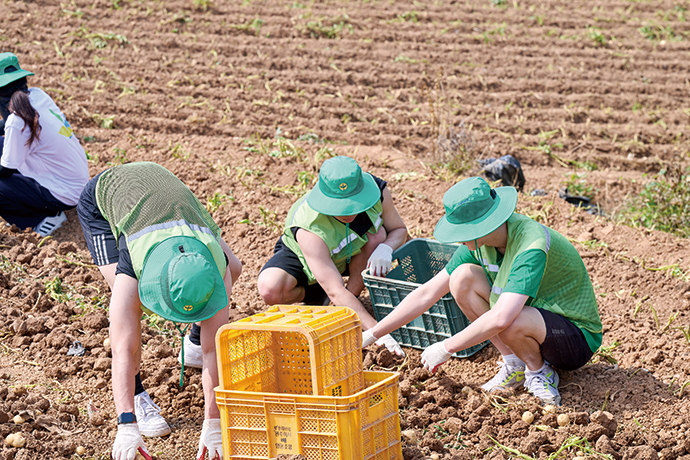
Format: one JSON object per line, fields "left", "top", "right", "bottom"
{"left": 215, "top": 371, "right": 402, "bottom": 460}
{"left": 216, "top": 305, "right": 363, "bottom": 397}
{"left": 362, "top": 238, "right": 488, "bottom": 358}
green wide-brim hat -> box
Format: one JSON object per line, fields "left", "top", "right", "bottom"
{"left": 434, "top": 177, "right": 518, "bottom": 243}
{"left": 307, "top": 156, "right": 381, "bottom": 216}
{"left": 0, "top": 53, "right": 34, "bottom": 88}
{"left": 139, "top": 236, "right": 227, "bottom": 323}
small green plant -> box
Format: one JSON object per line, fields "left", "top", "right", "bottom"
{"left": 112, "top": 147, "right": 128, "bottom": 165}
{"left": 228, "top": 18, "right": 264, "bottom": 36}
{"left": 563, "top": 172, "right": 595, "bottom": 199}
{"left": 92, "top": 113, "right": 114, "bottom": 129}
{"left": 586, "top": 26, "right": 607, "bottom": 46}
{"left": 300, "top": 15, "right": 353, "bottom": 39}
{"left": 206, "top": 191, "right": 232, "bottom": 213}
{"left": 168, "top": 141, "right": 190, "bottom": 159}
{"left": 491, "top": 0, "right": 508, "bottom": 7}
{"left": 615, "top": 166, "right": 690, "bottom": 237}
{"left": 88, "top": 32, "right": 128, "bottom": 50}
{"left": 639, "top": 24, "right": 680, "bottom": 41}
{"left": 593, "top": 340, "right": 621, "bottom": 364}
{"left": 192, "top": 0, "right": 212, "bottom": 11}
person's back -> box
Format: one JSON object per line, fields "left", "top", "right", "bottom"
{"left": 3, "top": 87, "right": 88, "bottom": 206}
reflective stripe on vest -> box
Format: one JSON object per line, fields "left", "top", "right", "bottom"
{"left": 126, "top": 219, "right": 217, "bottom": 244}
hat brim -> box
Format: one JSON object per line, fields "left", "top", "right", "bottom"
{"left": 434, "top": 187, "right": 518, "bottom": 243}
{"left": 307, "top": 172, "right": 381, "bottom": 216}
{"left": 0, "top": 70, "right": 34, "bottom": 88}
{"left": 139, "top": 236, "right": 227, "bottom": 323}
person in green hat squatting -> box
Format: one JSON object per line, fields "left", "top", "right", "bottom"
{"left": 257, "top": 155, "right": 409, "bottom": 356}
{"left": 362, "top": 176, "right": 602, "bottom": 405}
{"left": 77, "top": 162, "right": 242, "bottom": 460}
{"left": 0, "top": 52, "right": 89, "bottom": 236}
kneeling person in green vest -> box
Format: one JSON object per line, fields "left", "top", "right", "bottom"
{"left": 77, "top": 162, "right": 242, "bottom": 460}
{"left": 362, "top": 177, "right": 602, "bottom": 405}
{"left": 258, "top": 156, "right": 409, "bottom": 356}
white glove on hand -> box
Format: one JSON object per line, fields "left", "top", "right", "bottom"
{"left": 367, "top": 243, "right": 393, "bottom": 277}
{"left": 375, "top": 333, "right": 405, "bottom": 357}
{"left": 421, "top": 341, "right": 452, "bottom": 373}
{"left": 112, "top": 424, "right": 151, "bottom": 460}
{"left": 197, "top": 418, "right": 223, "bottom": 460}
{"left": 362, "top": 329, "right": 378, "bottom": 348}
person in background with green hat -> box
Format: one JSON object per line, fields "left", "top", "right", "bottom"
{"left": 77, "top": 162, "right": 242, "bottom": 460}
{"left": 258, "top": 155, "right": 409, "bottom": 356}
{"left": 0, "top": 52, "right": 88, "bottom": 236}
{"left": 362, "top": 176, "right": 602, "bottom": 406}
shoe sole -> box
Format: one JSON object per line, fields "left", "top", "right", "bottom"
{"left": 482, "top": 371, "right": 525, "bottom": 392}
{"left": 178, "top": 352, "right": 203, "bottom": 369}
{"left": 140, "top": 425, "right": 172, "bottom": 437}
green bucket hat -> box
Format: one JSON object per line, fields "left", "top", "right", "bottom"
{"left": 138, "top": 236, "right": 227, "bottom": 323}
{"left": 307, "top": 156, "right": 381, "bottom": 216}
{"left": 434, "top": 177, "right": 518, "bottom": 243}
{"left": 0, "top": 53, "right": 34, "bottom": 88}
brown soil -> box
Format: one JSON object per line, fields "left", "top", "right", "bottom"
{"left": 1, "top": 0, "right": 690, "bottom": 459}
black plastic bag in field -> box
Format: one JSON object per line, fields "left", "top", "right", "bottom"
{"left": 478, "top": 154, "right": 526, "bottom": 190}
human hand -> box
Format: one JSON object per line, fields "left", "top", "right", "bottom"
{"left": 362, "top": 329, "right": 378, "bottom": 348}
{"left": 421, "top": 341, "right": 452, "bottom": 373}
{"left": 112, "top": 424, "right": 151, "bottom": 460}
{"left": 367, "top": 243, "right": 393, "bottom": 277}
{"left": 375, "top": 333, "right": 405, "bottom": 357}
{"left": 197, "top": 419, "right": 223, "bottom": 460}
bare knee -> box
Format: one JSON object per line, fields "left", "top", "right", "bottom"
{"left": 257, "top": 269, "right": 297, "bottom": 305}
{"left": 449, "top": 264, "right": 491, "bottom": 321}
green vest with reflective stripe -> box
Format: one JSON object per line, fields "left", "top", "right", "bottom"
{"left": 282, "top": 192, "right": 383, "bottom": 284}
{"left": 95, "top": 162, "right": 225, "bottom": 279}
{"left": 478, "top": 214, "right": 602, "bottom": 352}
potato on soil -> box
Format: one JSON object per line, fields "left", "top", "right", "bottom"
{"left": 557, "top": 414, "right": 570, "bottom": 426}
{"left": 76, "top": 446, "right": 86, "bottom": 455}
{"left": 522, "top": 411, "right": 535, "bottom": 424}
{"left": 401, "top": 429, "right": 417, "bottom": 444}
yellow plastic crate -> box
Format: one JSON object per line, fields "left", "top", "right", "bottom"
{"left": 215, "top": 371, "right": 402, "bottom": 460}
{"left": 216, "top": 305, "right": 364, "bottom": 397}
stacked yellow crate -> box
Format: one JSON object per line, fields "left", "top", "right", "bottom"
{"left": 214, "top": 305, "right": 402, "bottom": 460}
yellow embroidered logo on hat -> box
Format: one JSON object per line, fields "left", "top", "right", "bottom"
{"left": 339, "top": 182, "right": 348, "bottom": 191}
{"left": 183, "top": 305, "right": 193, "bottom": 311}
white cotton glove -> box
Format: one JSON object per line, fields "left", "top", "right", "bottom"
{"left": 421, "top": 341, "right": 452, "bottom": 373}
{"left": 197, "top": 418, "right": 223, "bottom": 460}
{"left": 375, "top": 333, "right": 405, "bottom": 357}
{"left": 362, "top": 329, "right": 378, "bottom": 348}
{"left": 112, "top": 424, "right": 151, "bottom": 460}
{"left": 367, "top": 243, "right": 393, "bottom": 277}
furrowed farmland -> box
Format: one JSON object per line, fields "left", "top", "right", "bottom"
{"left": 1, "top": 0, "right": 690, "bottom": 459}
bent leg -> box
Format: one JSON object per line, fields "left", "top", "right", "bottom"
{"left": 0, "top": 173, "right": 71, "bottom": 229}
{"left": 449, "top": 263, "right": 514, "bottom": 357}
{"left": 258, "top": 267, "right": 304, "bottom": 304}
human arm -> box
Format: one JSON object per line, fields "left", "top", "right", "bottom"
{"left": 444, "top": 292, "right": 529, "bottom": 354}
{"left": 367, "top": 188, "right": 408, "bottom": 276}
{"left": 195, "top": 262, "right": 235, "bottom": 459}
{"left": 297, "top": 228, "right": 379, "bottom": 328}
{"left": 219, "top": 237, "right": 242, "bottom": 284}
{"left": 108, "top": 274, "right": 149, "bottom": 460}
{"left": 365, "top": 269, "right": 452, "bottom": 342}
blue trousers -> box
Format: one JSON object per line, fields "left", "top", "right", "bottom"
{"left": 0, "top": 139, "right": 73, "bottom": 229}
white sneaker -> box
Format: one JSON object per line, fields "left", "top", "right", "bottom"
{"left": 134, "top": 391, "right": 171, "bottom": 437}
{"left": 481, "top": 360, "right": 526, "bottom": 392}
{"left": 33, "top": 211, "right": 67, "bottom": 237}
{"left": 524, "top": 363, "right": 561, "bottom": 406}
{"left": 178, "top": 335, "right": 203, "bottom": 369}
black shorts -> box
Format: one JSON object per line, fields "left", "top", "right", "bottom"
{"left": 260, "top": 237, "right": 347, "bottom": 305}
{"left": 76, "top": 173, "right": 136, "bottom": 278}
{"left": 536, "top": 308, "right": 594, "bottom": 371}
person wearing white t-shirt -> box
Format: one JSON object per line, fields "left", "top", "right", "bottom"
{"left": 0, "top": 52, "right": 89, "bottom": 236}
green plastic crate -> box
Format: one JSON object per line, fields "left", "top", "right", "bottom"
{"left": 363, "top": 238, "right": 488, "bottom": 358}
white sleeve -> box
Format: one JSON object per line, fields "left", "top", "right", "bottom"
{"left": 1, "top": 118, "right": 29, "bottom": 169}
